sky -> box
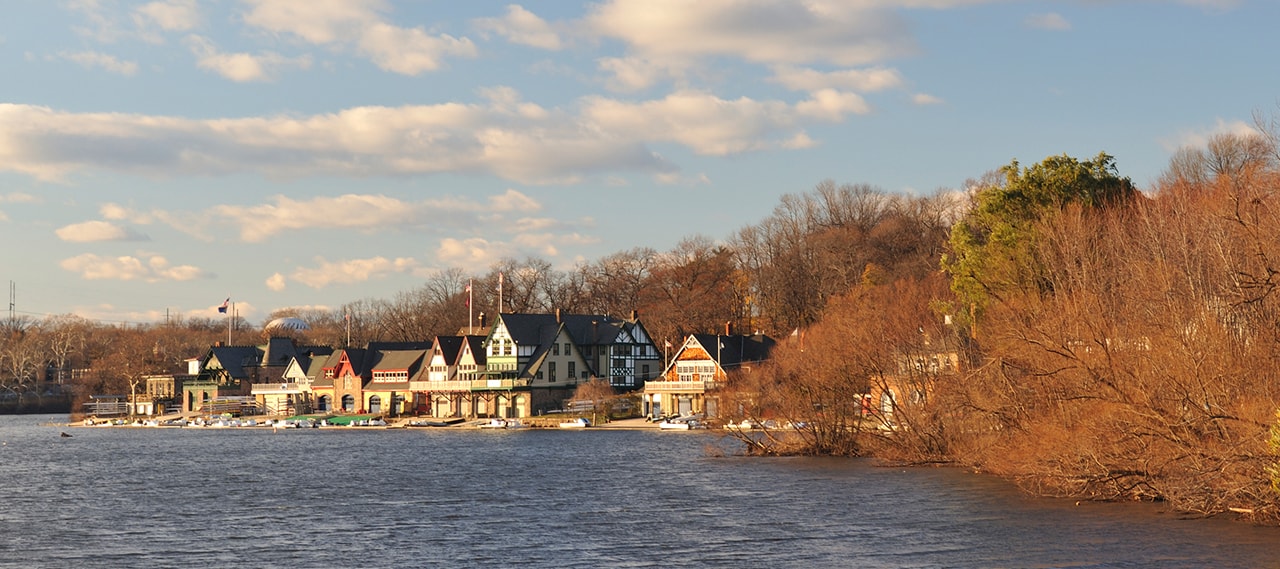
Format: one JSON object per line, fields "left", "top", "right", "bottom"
{"left": 1, "top": 0, "right": 1275, "bottom": 326}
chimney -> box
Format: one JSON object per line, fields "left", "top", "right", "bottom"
{"left": 630, "top": 309, "right": 638, "bottom": 321}
{"left": 555, "top": 308, "right": 562, "bottom": 322}
{"left": 725, "top": 321, "right": 731, "bottom": 336}
{"left": 479, "top": 311, "right": 487, "bottom": 328}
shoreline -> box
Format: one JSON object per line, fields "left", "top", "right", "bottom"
{"left": 70, "top": 415, "right": 670, "bottom": 431}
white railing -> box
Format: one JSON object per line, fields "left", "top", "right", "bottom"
{"left": 645, "top": 380, "right": 717, "bottom": 392}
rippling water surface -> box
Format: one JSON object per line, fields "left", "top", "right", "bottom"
{"left": 0, "top": 415, "right": 1276, "bottom": 568}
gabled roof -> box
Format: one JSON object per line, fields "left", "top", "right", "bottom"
{"left": 335, "top": 348, "right": 369, "bottom": 376}
{"left": 365, "top": 341, "right": 434, "bottom": 352}
{"left": 308, "top": 351, "right": 342, "bottom": 388}
{"left": 561, "top": 313, "right": 627, "bottom": 345}
{"left": 293, "top": 345, "right": 333, "bottom": 372}
{"left": 368, "top": 349, "right": 427, "bottom": 372}
{"left": 205, "top": 345, "right": 263, "bottom": 379}
{"left": 497, "top": 312, "right": 651, "bottom": 348}
{"left": 689, "top": 334, "right": 776, "bottom": 369}
{"left": 463, "top": 336, "right": 487, "bottom": 365}
{"left": 260, "top": 337, "right": 299, "bottom": 367}
{"left": 496, "top": 313, "right": 560, "bottom": 345}
{"left": 433, "top": 336, "right": 465, "bottom": 365}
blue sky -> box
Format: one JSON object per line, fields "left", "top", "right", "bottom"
{"left": 0, "top": 0, "right": 1274, "bottom": 325}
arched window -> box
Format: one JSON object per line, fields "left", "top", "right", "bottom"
{"left": 880, "top": 390, "right": 896, "bottom": 417}
{"left": 368, "top": 395, "right": 382, "bottom": 414}
{"left": 341, "top": 394, "right": 355, "bottom": 412}
{"left": 318, "top": 395, "right": 331, "bottom": 412}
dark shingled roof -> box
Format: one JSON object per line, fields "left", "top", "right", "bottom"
{"left": 689, "top": 334, "right": 776, "bottom": 368}
{"left": 368, "top": 349, "right": 427, "bottom": 372}
{"left": 206, "top": 346, "right": 263, "bottom": 380}
{"left": 463, "top": 336, "right": 487, "bottom": 365}
{"left": 433, "top": 336, "right": 465, "bottom": 365}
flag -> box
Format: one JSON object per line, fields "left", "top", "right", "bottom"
{"left": 218, "top": 298, "right": 229, "bottom": 313}
{"left": 465, "top": 282, "right": 472, "bottom": 308}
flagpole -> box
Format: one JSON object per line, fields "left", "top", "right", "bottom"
{"left": 468, "top": 278, "right": 474, "bottom": 334}
{"left": 498, "top": 272, "right": 503, "bottom": 314}
{"left": 227, "top": 301, "right": 232, "bottom": 345}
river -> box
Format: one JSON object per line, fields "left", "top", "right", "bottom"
{"left": 0, "top": 415, "right": 1275, "bottom": 568}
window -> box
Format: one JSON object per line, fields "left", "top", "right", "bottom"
{"left": 552, "top": 343, "right": 560, "bottom": 356}
{"left": 564, "top": 342, "right": 571, "bottom": 355}
{"left": 549, "top": 362, "right": 557, "bottom": 382}
{"left": 568, "top": 361, "right": 576, "bottom": 378}
{"left": 642, "top": 364, "right": 650, "bottom": 380}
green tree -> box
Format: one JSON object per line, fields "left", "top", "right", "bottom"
{"left": 943, "top": 152, "right": 1136, "bottom": 330}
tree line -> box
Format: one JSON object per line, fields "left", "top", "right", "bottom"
{"left": 726, "top": 119, "right": 1280, "bottom": 523}
{"left": 6, "top": 112, "right": 1280, "bottom": 522}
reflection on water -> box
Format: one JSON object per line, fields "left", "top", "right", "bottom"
{"left": 0, "top": 415, "right": 1276, "bottom": 568}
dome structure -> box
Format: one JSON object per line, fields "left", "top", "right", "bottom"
{"left": 264, "top": 316, "right": 310, "bottom": 333}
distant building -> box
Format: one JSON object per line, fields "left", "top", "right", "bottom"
{"left": 643, "top": 333, "right": 775, "bottom": 418}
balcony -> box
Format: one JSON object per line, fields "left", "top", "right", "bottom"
{"left": 407, "top": 379, "right": 532, "bottom": 392}
{"left": 410, "top": 380, "right": 472, "bottom": 392}
{"left": 250, "top": 382, "right": 307, "bottom": 395}
{"left": 470, "top": 378, "right": 531, "bottom": 391}
{"left": 644, "top": 379, "right": 717, "bottom": 393}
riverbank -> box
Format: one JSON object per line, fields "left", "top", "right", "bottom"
{"left": 71, "top": 414, "right": 668, "bottom": 431}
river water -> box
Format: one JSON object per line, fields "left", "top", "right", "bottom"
{"left": 0, "top": 415, "right": 1275, "bottom": 568}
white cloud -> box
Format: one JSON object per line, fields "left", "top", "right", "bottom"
{"left": 216, "top": 193, "right": 423, "bottom": 242}
{"left": 474, "top": 4, "right": 564, "bottom": 50}
{"left": 437, "top": 237, "right": 510, "bottom": 266}
{"left": 1025, "top": 13, "right": 1071, "bottom": 31}
{"left": 211, "top": 190, "right": 541, "bottom": 242}
{"left": 58, "top": 51, "right": 139, "bottom": 75}
{"left": 241, "top": 0, "right": 476, "bottom": 75}
{"left": 0, "top": 192, "right": 37, "bottom": 203}
{"left": 186, "top": 35, "right": 311, "bottom": 82}
{"left": 596, "top": 56, "right": 694, "bottom": 92}
{"left": 770, "top": 66, "right": 903, "bottom": 92}
{"left": 66, "top": 0, "right": 132, "bottom": 43}
{"left": 585, "top": 0, "right": 915, "bottom": 68}
{"left": 488, "top": 188, "right": 542, "bottom": 212}
{"left": 265, "top": 272, "right": 287, "bottom": 291}
{"left": 912, "top": 93, "right": 944, "bottom": 105}
{"left": 240, "top": 0, "right": 380, "bottom": 44}
{"left": 781, "top": 132, "right": 817, "bottom": 150}
{"left": 289, "top": 256, "right": 418, "bottom": 289}
{"left": 1159, "top": 119, "right": 1257, "bottom": 152}
{"left": 0, "top": 100, "right": 676, "bottom": 184}
{"left": 582, "top": 90, "right": 863, "bottom": 156}
{"left": 134, "top": 0, "right": 200, "bottom": 32}
{"left": 357, "top": 22, "right": 476, "bottom": 75}
{"left": 55, "top": 220, "right": 149, "bottom": 242}
{"left": 0, "top": 82, "right": 864, "bottom": 183}
{"left": 60, "top": 253, "right": 209, "bottom": 282}
{"left": 98, "top": 202, "right": 211, "bottom": 241}
{"left": 795, "top": 89, "right": 871, "bottom": 120}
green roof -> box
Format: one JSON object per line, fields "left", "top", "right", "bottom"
{"left": 324, "top": 414, "right": 382, "bottom": 425}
